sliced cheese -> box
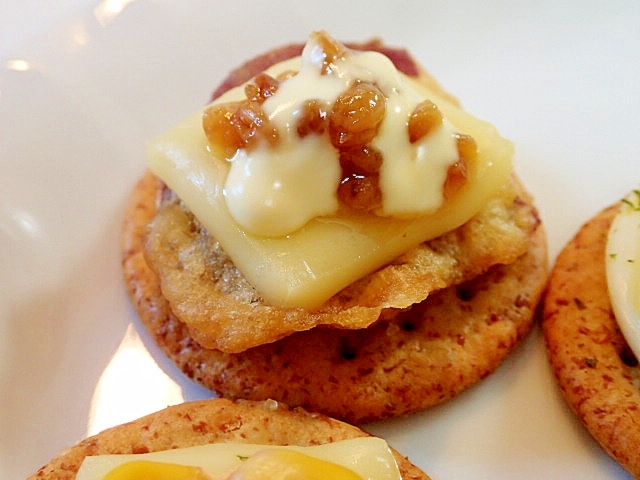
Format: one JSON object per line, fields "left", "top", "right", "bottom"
{"left": 75, "top": 437, "right": 400, "bottom": 480}
{"left": 147, "top": 57, "right": 513, "bottom": 309}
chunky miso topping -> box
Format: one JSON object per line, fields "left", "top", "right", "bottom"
{"left": 311, "top": 30, "right": 349, "bottom": 75}
{"left": 201, "top": 31, "right": 477, "bottom": 237}
{"left": 408, "top": 99, "right": 442, "bottom": 143}
{"left": 202, "top": 75, "right": 281, "bottom": 159}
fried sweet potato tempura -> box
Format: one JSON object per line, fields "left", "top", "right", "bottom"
{"left": 143, "top": 174, "right": 535, "bottom": 353}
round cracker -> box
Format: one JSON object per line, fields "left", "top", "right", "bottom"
{"left": 543, "top": 203, "right": 640, "bottom": 478}
{"left": 29, "top": 398, "right": 430, "bottom": 480}
{"left": 122, "top": 170, "right": 548, "bottom": 424}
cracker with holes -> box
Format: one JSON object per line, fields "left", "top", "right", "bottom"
{"left": 543, "top": 199, "right": 640, "bottom": 478}
{"left": 122, "top": 31, "right": 548, "bottom": 423}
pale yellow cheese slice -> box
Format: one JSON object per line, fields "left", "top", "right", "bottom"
{"left": 75, "top": 437, "right": 400, "bottom": 480}
{"left": 147, "top": 58, "right": 513, "bottom": 309}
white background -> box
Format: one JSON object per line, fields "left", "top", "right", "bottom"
{"left": 1, "top": 1, "right": 639, "bottom": 479}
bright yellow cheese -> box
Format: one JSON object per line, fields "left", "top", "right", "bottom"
{"left": 103, "top": 461, "right": 209, "bottom": 480}
{"left": 147, "top": 57, "right": 513, "bottom": 309}
{"left": 75, "top": 437, "right": 400, "bottom": 480}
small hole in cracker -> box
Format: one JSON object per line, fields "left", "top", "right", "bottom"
{"left": 456, "top": 284, "right": 475, "bottom": 301}
{"left": 401, "top": 321, "right": 417, "bottom": 331}
{"left": 620, "top": 345, "right": 639, "bottom": 367}
{"left": 340, "top": 340, "right": 358, "bottom": 360}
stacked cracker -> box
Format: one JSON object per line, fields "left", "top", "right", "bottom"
{"left": 121, "top": 36, "right": 548, "bottom": 424}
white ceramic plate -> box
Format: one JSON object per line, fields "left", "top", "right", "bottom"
{"left": 2, "top": 1, "right": 639, "bottom": 478}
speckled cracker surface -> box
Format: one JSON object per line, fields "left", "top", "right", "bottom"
{"left": 29, "top": 398, "right": 430, "bottom": 480}
{"left": 543, "top": 203, "right": 640, "bottom": 478}
{"left": 121, "top": 170, "right": 548, "bottom": 424}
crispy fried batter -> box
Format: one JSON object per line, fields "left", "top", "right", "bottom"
{"left": 143, "top": 174, "right": 535, "bottom": 353}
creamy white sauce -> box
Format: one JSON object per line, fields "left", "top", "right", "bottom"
{"left": 375, "top": 110, "right": 459, "bottom": 216}
{"left": 606, "top": 189, "right": 640, "bottom": 359}
{"left": 221, "top": 34, "right": 461, "bottom": 237}
{"left": 224, "top": 135, "right": 340, "bottom": 237}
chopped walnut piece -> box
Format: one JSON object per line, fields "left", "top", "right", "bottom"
{"left": 203, "top": 99, "right": 279, "bottom": 158}
{"left": 338, "top": 172, "right": 382, "bottom": 213}
{"left": 297, "top": 99, "right": 329, "bottom": 137}
{"left": 202, "top": 102, "right": 245, "bottom": 158}
{"left": 337, "top": 145, "right": 383, "bottom": 213}
{"left": 244, "top": 73, "right": 280, "bottom": 104}
{"left": 442, "top": 134, "right": 477, "bottom": 200}
{"left": 339, "top": 145, "right": 383, "bottom": 174}
{"left": 408, "top": 100, "right": 443, "bottom": 143}
{"left": 329, "top": 81, "right": 386, "bottom": 148}
{"left": 310, "top": 30, "right": 348, "bottom": 75}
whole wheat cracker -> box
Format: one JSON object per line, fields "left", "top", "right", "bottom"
{"left": 29, "top": 398, "right": 430, "bottom": 480}
{"left": 543, "top": 203, "right": 640, "bottom": 478}
{"left": 122, "top": 170, "right": 548, "bottom": 424}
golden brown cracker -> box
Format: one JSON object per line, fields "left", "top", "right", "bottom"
{"left": 543, "top": 203, "right": 640, "bottom": 478}
{"left": 29, "top": 398, "right": 430, "bottom": 480}
{"left": 122, "top": 171, "right": 548, "bottom": 423}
